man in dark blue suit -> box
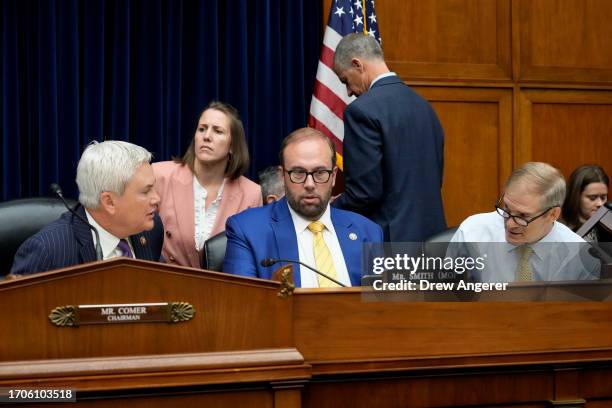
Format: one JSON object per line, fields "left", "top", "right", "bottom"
{"left": 11, "top": 141, "right": 164, "bottom": 275}
{"left": 223, "top": 128, "right": 382, "bottom": 287}
{"left": 332, "top": 33, "right": 447, "bottom": 242}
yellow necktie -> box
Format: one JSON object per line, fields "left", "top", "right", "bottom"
{"left": 307, "top": 221, "right": 340, "bottom": 287}
{"left": 516, "top": 245, "right": 534, "bottom": 281}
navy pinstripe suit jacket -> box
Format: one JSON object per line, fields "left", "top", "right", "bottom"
{"left": 10, "top": 205, "right": 164, "bottom": 275}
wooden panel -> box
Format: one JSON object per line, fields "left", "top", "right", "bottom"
{"left": 304, "top": 371, "right": 552, "bottom": 408}
{"left": 17, "top": 390, "right": 274, "bottom": 408}
{"left": 0, "top": 259, "right": 294, "bottom": 361}
{"left": 413, "top": 86, "right": 512, "bottom": 226}
{"left": 586, "top": 402, "right": 612, "bottom": 408}
{"left": 518, "top": 0, "right": 612, "bottom": 83}
{"left": 293, "top": 288, "right": 612, "bottom": 364}
{"left": 580, "top": 367, "right": 612, "bottom": 398}
{"left": 516, "top": 89, "right": 612, "bottom": 177}
{"left": 378, "top": 0, "right": 511, "bottom": 81}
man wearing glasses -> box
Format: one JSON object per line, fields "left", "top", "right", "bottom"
{"left": 448, "top": 162, "right": 599, "bottom": 283}
{"left": 223, "top": 128, "right": 383, "bottom": 287}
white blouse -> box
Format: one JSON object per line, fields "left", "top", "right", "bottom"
{"left": 193, "top": 177, "right": 225, "bottom": 251}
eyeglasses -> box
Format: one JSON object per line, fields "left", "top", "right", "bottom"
{"left": 285, "top": 169, "right": 333, "bottom": 184}
{"left": 494, "top": 199, "right": 557, "bottom": 227}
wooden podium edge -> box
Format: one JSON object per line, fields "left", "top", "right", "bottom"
{"left": 306, "top": 347, "right": 612, "bottom": 376}
{"left": 0, "top": 348, "right": 312, "bottom": 391}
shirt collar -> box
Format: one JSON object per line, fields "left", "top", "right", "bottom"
{"left": 84, "top": 209, "right": 123, "bottom": 258}
{"left": 505, "top": 223, "right": 559, "bottom": 259}
{"left": 193, "top": 177, "right": 226, "bottom": 203}
{"left": 287, "top": 203, "right": 335, "bottom": 235}
{"left": 370, "top": 72, "right": 396, "bottom": 89}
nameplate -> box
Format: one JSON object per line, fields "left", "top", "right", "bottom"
{"left": 48, "top": 302, "right": 195, "bottom": 327}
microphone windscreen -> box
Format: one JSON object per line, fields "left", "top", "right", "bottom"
{"left": 49, "top": 183, "right": 63, "bottom": 195}
{"left": 260, "top": 258, "right": 276, "bottom": 267}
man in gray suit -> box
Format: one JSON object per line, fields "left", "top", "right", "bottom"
{"left": 11, "top": 140, "right": 164, "bottom": 275}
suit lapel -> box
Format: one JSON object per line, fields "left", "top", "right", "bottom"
{"left": 331, "top": 208, "right": 362, "bottom": 286}
{"left": 171, "top": 165, "right": 198, "bottom": 264}
{"left": 211, "top": 178, "right": 243, "bottom": 235}
{"left": 130, "top": 232, "right": 151, "bottom": 260}
{"left": 270, "top": 198, "right": 301, "bottom": 287}
{"left": 73, "top": 206, "right": 98, "bottom": 263}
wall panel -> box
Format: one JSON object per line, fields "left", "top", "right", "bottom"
{"left": 518, "top": 0, "right": 612, "bottom": 83}
{"left": 414, "top": 87, "right": 512, "bottom": 226}
{"left": 517, "top": 89, "right": 612, "bottom": 178}
{"left": 380, "top": 0, "right": 511, "bottom": 81}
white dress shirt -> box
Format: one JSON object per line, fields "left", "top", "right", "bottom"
{"left": 85, "top": 210, "right": 134, "bottom": 259}
{"left": 193, "top": 177, "right": 225, "bottom": 251}
{"left": 448, "top": 211, "right": 600, "bottom": 282}
{"left": 288, "top": 204, "right": 351, "bottom": 288}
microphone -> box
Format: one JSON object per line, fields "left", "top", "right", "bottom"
{"left": 50, "top": 183, "right": 103, "bottom": 261}
{"left": 605, "top": 202, "right": 612, "bottom": 210}
{"left": 260, "top": 258, "right": 347, "bottom": 287}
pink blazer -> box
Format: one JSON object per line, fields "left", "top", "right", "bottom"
{"left": 153, "top": 161, "right": 262, "bottom": 268}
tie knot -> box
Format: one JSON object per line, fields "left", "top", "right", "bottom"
{"left": 117, "top": 239, "right": 133, "bottom": 258}
{"left": 307, "top": 221, "right": 325, "bottom": 234}
{"left": 519, "top": 245, "right": 534, "bottom": 258}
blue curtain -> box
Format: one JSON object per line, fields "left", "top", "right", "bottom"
{"left": 0, "top": 0, "right": 322, "bottom": 201}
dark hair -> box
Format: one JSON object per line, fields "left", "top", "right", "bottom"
{"left": 561, "top": 164, "right": 609, "bottom": 231}
{"left": 174, "top": 101, "right": 249, "bottom": 179}
{"left": 278, "top": 127, "right": 336, "bottom": 168}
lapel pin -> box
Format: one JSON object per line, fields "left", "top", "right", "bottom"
{"left": 140, "top": 236, "right": 147, "bottom": 246}
{"left": 349, "top": 232, "right": 357, "bottom": 241}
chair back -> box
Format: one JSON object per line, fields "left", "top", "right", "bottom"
{"left": 0, "top": 197, "right": 76, "bottom": 276}
{"left": 202, "top": 231, "right": 227, "bottom": 271}
{"left": 422, "top": 226, "right": 459, "bottom": 259}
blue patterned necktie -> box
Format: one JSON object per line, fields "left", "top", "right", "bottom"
{"left": 117, "top": 239, "right": 133, "bottom": 258}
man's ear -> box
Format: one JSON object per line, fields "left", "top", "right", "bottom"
{"left": 549, "top": 206, "right": 561, "bottom": 222}
{"left": 331, "top": 166, "right": 339, "bottom": 188}
{"left": 99, "top": 192, "right": 116, "bottom": 215}
{"left": 351, "top": 58, "right": 364, "bottom": 71}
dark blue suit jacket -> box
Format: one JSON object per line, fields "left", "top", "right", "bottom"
{"left": 333, "top": 75, "right": 447, "bottom": 242}
{"left": 223, "top": 198, "right": 383, "bottom": 287}
{"left": 11, "top": 205, "right": 164, "bottom": 275}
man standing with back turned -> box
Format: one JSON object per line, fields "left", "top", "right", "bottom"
{"left": 332, "top": 33, "right": 446, "bottom": 242}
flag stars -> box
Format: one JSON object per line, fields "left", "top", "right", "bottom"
{"left": 367, "top": 28, "right": 376, "bottom": 38}
{"left": 349, "top": 6, "right": 354, "bottom": 16}
{"left": 354, "top": 15, "right": 363, "bottom": 26}
{"left": 354, "top": 0, "right": 362, "bottom": 10}
{"left": 369, "top": 12, "right": 377, "bottom": 24}
{"left": 334, "top": 6, "right": 345, "bottom": 17}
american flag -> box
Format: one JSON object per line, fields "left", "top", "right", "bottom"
{"left": 308, "top": 0, "right": 381, "bottom": 170}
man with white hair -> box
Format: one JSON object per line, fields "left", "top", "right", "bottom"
{"left": 11, "top": 140, "right": 164, "bottom": 275}
{"left": 449, "top": 162, "right": 600, "bottom": 282}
